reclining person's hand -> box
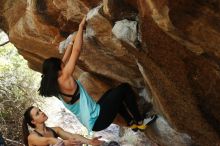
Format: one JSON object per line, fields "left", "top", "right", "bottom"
{"left": 64, "top": 138, "right": 82, "bottom": 146}
{"left": 89, "top": 136, "right": 104, "bottom": 146}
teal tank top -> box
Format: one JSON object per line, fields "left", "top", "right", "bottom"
{"left": 59, "top": 80, "right": 100, "bottom": 132}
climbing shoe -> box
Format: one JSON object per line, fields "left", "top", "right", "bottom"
{"left": 128, "top": 121, "right": 139, "bottom": 132}
{"left": 136, "top": 123, "right": 147, "bottom": 131}
{"left": 143, "top": 114, "right": 157, "bottom": 126}
{"left": 129, "top": 123, "right": 139, "bottom": 132}
{"left": 136, "top": 114, "right": 158, "bottom": 131}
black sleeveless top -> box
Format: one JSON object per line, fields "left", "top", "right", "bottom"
{"left": 34, "top": 127, "right": 58, "bottom": 138}
{"left": 59, "top": 82, "right": 80, "bottom": 104}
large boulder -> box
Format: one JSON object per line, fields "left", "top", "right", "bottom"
{"left": 0, "top": 0, "right": 220, "bottom": 146}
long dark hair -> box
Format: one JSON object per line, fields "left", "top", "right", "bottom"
{"left": 22, "top": 106, "right": 35, "bottom": 146}
{"left": 39, "top": 57, "right": 62, "bottom": 97}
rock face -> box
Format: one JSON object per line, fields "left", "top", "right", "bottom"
{"left": 1, "top": 0, "right": 220, "bottom": 146}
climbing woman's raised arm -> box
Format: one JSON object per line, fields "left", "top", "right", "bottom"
{"left": 62, "top": 16, "right": 86, "bottom": 78}
{"left": 62, "top": 34, "right": 76, "bottom": 64}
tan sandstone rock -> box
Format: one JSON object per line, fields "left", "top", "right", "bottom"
{"left": 0, "top": 0, "right": 220, "bottom": 146}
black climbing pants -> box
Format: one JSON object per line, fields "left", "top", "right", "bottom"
{"left": 92, "top": 83, "right": 143, "bottom": 131}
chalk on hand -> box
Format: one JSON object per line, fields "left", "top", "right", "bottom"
{"left": 58, "top": 32, "right": 77, "bottom": 54}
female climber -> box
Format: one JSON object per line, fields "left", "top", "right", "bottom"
{"left": 38, "top": 16, "right": 157, "bottom": 133}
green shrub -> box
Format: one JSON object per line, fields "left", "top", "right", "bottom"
{"left": 0, "top": 34, "right": 41, "bottom": 145}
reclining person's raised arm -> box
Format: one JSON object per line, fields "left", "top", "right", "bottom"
{"left": 28, "top": 134, "right": 59, "bottom": 146}
{"left": 54, "top": 127, "right": 103, "bottom": 146}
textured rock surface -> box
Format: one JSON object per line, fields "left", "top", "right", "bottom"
{"left": 1, "top": 0, "right": 220, "bottom": 146}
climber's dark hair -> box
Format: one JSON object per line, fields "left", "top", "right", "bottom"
{"left": 22, "top": 106, "right": 35, "bottom": 146}
{"left": 38, "top": 57, "right": 62, "bottom": 97}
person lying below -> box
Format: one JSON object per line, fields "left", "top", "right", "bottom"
{"left": 22, "top": 106, "right": 103, "bottom": 146}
